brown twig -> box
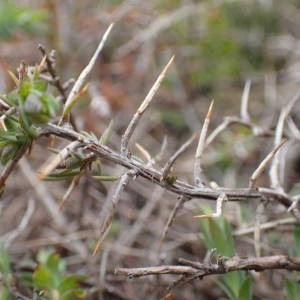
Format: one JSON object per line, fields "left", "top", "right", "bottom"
{"left": 92, "top": 169, "right": 136, "bottom": 256}
{"left": 159, "top": 195, "right": 189, "bottom": 250}
{"left": 115, "top": 255, "right": 300, "bottom": 278}
{"left": 38, "top": 45, "right": 67, "bottom": 102}
{"left": 39, "top": 123, "right": 297, "bottom": 206}
{"left": 0, "top": 144, "right": 29, "bottom": 190}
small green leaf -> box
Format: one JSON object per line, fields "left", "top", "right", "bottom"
{"left": 0, "top": 245, "right": 11, "bottom": 278}
{"left": 99, "top": 119, "right": 114, "bottom": 145}
{"left": 92, "top": 175, "right": 118, "bottom": 181}
{"left": 44, "top": 170, "right": 81, "bottom": 181}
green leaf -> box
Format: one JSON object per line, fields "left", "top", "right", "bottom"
{"left": 46, "top": 254, "right": 63, "bottom": 286}
{"left": 43, "top": 170, "right": 81, "bottom": 181}
{"left": 0, "top": 288, "right": 11, "bottom": 300}
{"left": 215, "top": 279, "right": 238, "bottom": 300}
{"left": 0, "top": 245, "right": 11, "bottom": 279}
{"left": 238, "top": 276, "right": 252, "bottom": 300}
{"left": 58, "top": 275, "right": 88, "bottom": 294}
{"left": 223, "top": 271, "right": 244, "bottom": 297}
{"left": 33, "top": 265, "right": 54, "bottom": 290}
{"left": 284, "top": 278, "right": 300, "bottom": 300}
{"left": 99, "top": 119, "right": 114, "bottom": 145}
{"left": 33, "top": 80, "right": 47, "bottom": 92}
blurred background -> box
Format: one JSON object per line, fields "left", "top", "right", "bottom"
{"left": 1, "top": 0, "right": 300, "bottom": 299}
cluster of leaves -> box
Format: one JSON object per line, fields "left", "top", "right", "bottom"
{"left": 0, "top": 64, "right": 60, "bottom": 166}
{"left": 199, "top": 207, "right": 300, "bottom": 300}
{"left": 0, "top": 246, "right": 88, "bottom": 299}
{"left": 0, "top": 0, "right": 47, "bottom": 39}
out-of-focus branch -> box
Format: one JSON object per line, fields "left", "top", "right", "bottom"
{"left": 115, "top": 255, "right": 300, "bottom": 278}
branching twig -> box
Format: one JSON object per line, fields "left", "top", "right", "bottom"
{"left": 40, "top": 124, "right": 297, "bottom": 206}
{"left": 115, "top": 255, "right": 300, "bottom": 278}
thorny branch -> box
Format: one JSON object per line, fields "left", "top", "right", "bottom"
{"left": 115, "top": 255, "right": 300, "bottom": 277}
{"left": 1, "top": 26, "right": 300, "bottom": 296}
{"left": 38, "top": 123, "right": 296, "bottom": 209}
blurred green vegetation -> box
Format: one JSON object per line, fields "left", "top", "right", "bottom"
{"left": 181, "top": 1, "right": 279, "bottom": 85}
{"left": 0, "top": 246, "right": 88, "bottom": 299}
{"left": 0, "top": 1, "right": 47, "bottom": 40}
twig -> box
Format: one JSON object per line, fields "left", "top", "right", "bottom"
{"left": 205, "top": 116, "right": 273, "bottom": 148}
{"left": 135, "top": 142, "right": 152, "bottom": 165}
{"left": 161, "top": 133, "right": 196, "bottom": 181}
{"left": 193, "top": 193, "right": 227, "bottom": 219}
{"left": 118, "top": 186, "right": 163, "bottom": 247}
{"left": 159, "top": 195, "right": 189, "bottom": 250}
{"left": 2, "top": 198, "right": 35, "bottom": 247}
{"left": 254, "top": 201, "right": 266, "bottom": 257}
{"left": 120, "top": 55, "right": 174, "bottom": 156}
{"left": 41, "top": 124, "right": 295, "bottom": 205}
{"left": 0, "top": 107, "right": 15, "bottom": 131}
{"left": 249, "top": 139, "right": 287, "bottom": 188}
{"left": 115, "top": 255, "right": 300, "bottom": 278}
{"left": 37, "top": 45, "right": 67, "bottom": 102}
{"left": 61, "top": 23, "right": 114, "bottom": 121}
{"left": 0, "top": 145, "right": 29, "bottom": 190}
{"left": 116, "top": 3, "right": 205, "bottom": 57}
{"left": 234, "top": 217, "right": 297, "bottom": 236}
{"left": 194, "top": 101, "right": 213, "bottom": 186}
{"left": 240, "top": 79, "right": 251, "bottom": 122}
{"left": 92, "top": 169, "right": 136, "bottom": 256}
{"left": 19, "top": 158, "right": 66, "bottom": 226}
{"left": 59, "top": 169, "right": 86, "bottom": 210}
{"left": 270, "top": 88, "right": 300, "bottom": 190}
{"left": 269, "top": 109, "right": 286, "bottom": 191}
{"left": 37, "top": 140, "right": 81, "bottom": 180}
